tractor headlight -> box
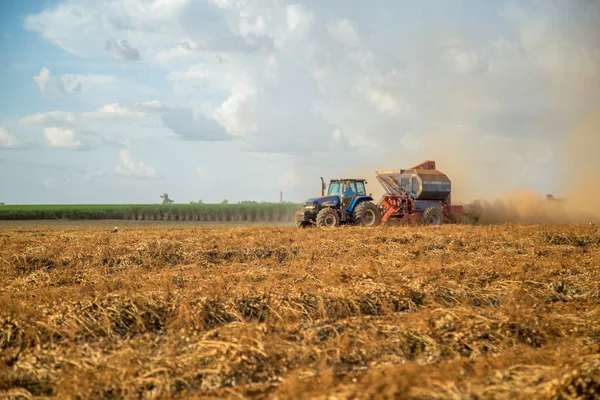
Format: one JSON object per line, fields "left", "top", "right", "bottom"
{"left": 305, "top": 201, "right": 317, "bottom": 210}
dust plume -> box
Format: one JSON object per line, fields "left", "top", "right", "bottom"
{"left": 344, "top": 111, "right": 600, "bottom": 225}
{"left": 462, "top": 110, "right": 600, "bottom": 224}
{"left": 560, "top": 110, "right": 600, "bottom": 218}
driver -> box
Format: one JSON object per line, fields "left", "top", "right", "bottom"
{"left": 343, "top": 183, "right": 355, "bottom": 198}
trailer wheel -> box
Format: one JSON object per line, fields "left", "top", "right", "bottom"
{"left": 353, "top": 202, "right": 382, "bottom": 227}
{"left": 422, "top": 207, "right": 442, "bottom": 226}
{"left": 316, "top": 208, "right": 340, "bottom": 228}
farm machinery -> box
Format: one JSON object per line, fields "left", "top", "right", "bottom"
{"left": 295, "top": 160, "right": 463, "bottom": 227}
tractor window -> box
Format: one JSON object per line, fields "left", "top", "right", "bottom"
{"left": 355, "top": 182, "right": 366, "bottom": 196}
{"left": 400, "top": 177, "right": 410, "bottom": 193}
{"left": 411, "top": 177, "right": 419, "bottom": 195}
{"left": 343, "top": 182, "right": 355, "bottom": 197}
{"left": 328, "top": 182, "right": 341, "bottom": 196}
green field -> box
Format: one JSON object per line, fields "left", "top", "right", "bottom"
{"left": 0, "top": 203, "right": 301, "bottom": 222}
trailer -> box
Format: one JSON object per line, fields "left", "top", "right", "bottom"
{"left": 375, "top": 160, "right": 463, "bottom": 226}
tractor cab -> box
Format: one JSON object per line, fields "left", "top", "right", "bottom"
{"left": 326, "top": 179, "right": 367, "bottom": 197}
{"left": 295, "top": 178, "right": 381, "bottom": 228}
{"left": 326, "top": 179, "right": 367, "bottom": 212}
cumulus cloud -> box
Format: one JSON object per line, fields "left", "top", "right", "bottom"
{"left": 286, "top": 4, "right": 312, "bottom": 33}
{"left": 115, "top": 149, "right": 159, "bottom": 179}
{"left": 135, "top": 100, "right": 175, "bottom": 113}
{"left": 326, "top": 19, "right": 361, "bottom": 47}
{"left": 162, "top": 108, "right": 232, "bottom": 141}
{"left": 81, "top": 103, "right": 144, "bottom": 119}
{"left": 32, "top": 67, "right": 84, "bottom": 97}
{"left": 44, "top": 127, "right": 95, "bottom": 151}
{"left": 19, "top": 0, "right": 600, "bottom": 203}
{"left": 105, "top": 39, "right": 141, "bottom": 61}
{"left": 214, "top": 92, "right": 257, "bottom": 135}
{"left": 445, "top": 48, "right": 489, "bottom": 74}
{"left": 20, "top": 111, "right": 76, "bottom": 126}
{"left": 33, "top": 67, "right": 50, "bottom": 95}
{"left": 0, "top": 127, "right": 26, "bottom": 149}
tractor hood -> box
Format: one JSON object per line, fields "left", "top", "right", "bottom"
{"left": 306, "top": 195, "right": 340, "bottom": 207}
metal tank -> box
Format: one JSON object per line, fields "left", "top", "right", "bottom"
{"left": 375, "top": 162, "right": 451, "bottom": 201}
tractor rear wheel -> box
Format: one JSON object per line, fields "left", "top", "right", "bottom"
{"left": 422, "top": 207, "right": 442, "bottom": 226}
{"left": 353, "top": 202, "right": 381, "bottom": 227}
{"left": 316, "top": 208, "right": 340, "bottom": 228}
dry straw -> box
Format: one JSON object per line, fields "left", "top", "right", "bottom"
{"left": 0, "top": 224, "right": 599, "bottom": 398}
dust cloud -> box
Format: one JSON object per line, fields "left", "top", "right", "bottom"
{"left": 345, "top": 110, "right": 600, "bottom": 225}
{"left": 464, "top": 111, "right": 600, "bottom": 224}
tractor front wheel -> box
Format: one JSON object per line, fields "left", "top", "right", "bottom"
{"left": 353, "top": 202, "right": 381, "bottom": 227}
{"left": 296, "top": 221, "right": 310, "bottom": 228}
{"left": 316, "top": 208, "right": 340, "bottom": 228}
{"left": 422, "top": 207, "right": 442, "bottom": 226}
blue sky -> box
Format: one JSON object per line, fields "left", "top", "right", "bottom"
{"left": 0, "top": 0, "right": 598, "bottom": 204}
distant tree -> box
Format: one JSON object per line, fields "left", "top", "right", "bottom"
{"left": 221, "top": 199, "right": 229, "bottom": 204}
{"left": 189, "top": 200, "right": 204, "bottom": 205}
{"left": 0, "top": 202, "right": 4, "bottom": 205}
{"left": 160, "top": 193, "right": 174, "bottom": 204}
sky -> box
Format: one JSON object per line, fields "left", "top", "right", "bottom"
{"left": 0, "top": 0, "right": 598, "bottom": 204}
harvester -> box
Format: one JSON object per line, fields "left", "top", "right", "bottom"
{"left": 375, "top": 160, "right": 463, "bottom": 225}
{"left": 295, "top": 160, "right": 463, "bottom": 227}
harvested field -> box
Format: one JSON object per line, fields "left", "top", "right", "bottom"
{"left": 1, "top": 224, "right": 599, "bottom": 399}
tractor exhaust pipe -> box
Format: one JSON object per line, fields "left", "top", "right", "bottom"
{"left": 320, "top": 177, "right": 325, "bottom": 196}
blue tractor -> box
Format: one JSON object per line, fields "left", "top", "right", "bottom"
{"left": 295, "top": 177, "right": 381, "bottom": 228}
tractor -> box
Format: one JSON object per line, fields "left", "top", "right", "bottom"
{"left": 295, "top": 178, "right": 381, "bottom": 228}
{"left": 296, "top": 160, "right": 463, "bottom": 228}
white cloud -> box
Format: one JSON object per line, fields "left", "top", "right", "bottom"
{"left": 135, "top": 100, "right": 175, "bottom": 112}
{"left": 214, "top": 91, "right": 257, "bottom": 135}
{"left": 326, "top": 19, "right": 360, "bottom": 47}
{"left": 238, "top": 15, "right": 268, "bottom": 37}
{"left": 20, "top": 111, "right": 76, "bottom": 126}
{"left": 44, "top": 127, "right": 93, "bottom": 150}
{"left": 115, "top": 149, "right": 159, "bottom": 179}
{"left": 445, "top": 48, "right": 488, "bottom": 74}
{"left": 209, "top": 0, "right": 232, "bottom": 9}
{"left": 162, "top": 108, "right": 231, "bottom": 141}
{"left": 364, "top": 89, "right": 403, "bottom": 116}
{"left": 0, "top": 127, "right": 25, "bottom": 149}
{"left": 33, "top": 67, "right": 50, "bottom": 95}
{"left": 286, "top": 4, "right": 312, "bottom": 33}
{"left": 32, "top": 67, "right": 84, "bottom": 97}
{"left": 105, "top": 39, "right": 141, "bottom": 61}
{"left": 82, "top": 103, "right": 144, "bottom": 119}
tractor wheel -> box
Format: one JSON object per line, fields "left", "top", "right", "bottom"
{"left": 316, "top": 208, "right": 340, "bottom": 228}
{"left": 422, "top": 207, "right": 442, "bottom": 226}
{"left": 353, "top": 202, "right": 381, "bottom": 227}
{"left": 296, "top": 221, "right": 310, "bottom": 228}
